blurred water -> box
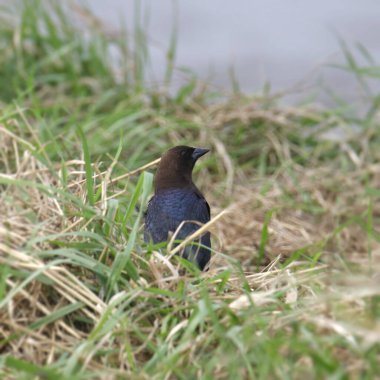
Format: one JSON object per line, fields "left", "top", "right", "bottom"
{"left": 86, "top": 0, "right": 380, "bottom": 105}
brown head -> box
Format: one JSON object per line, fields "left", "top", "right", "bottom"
{"left": 154, "top": 145, "right": 209, "bottom": 192}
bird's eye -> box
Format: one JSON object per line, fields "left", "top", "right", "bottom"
{"left": 181, "top": 150, "right": 187, "bottom": 157}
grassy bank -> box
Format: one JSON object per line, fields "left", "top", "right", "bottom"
{"left": 1, "top": 1, "right": 380, "bottom": 379}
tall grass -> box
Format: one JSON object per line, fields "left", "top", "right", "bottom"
{"left": 1, "top": 1, "right": 379, "bottom": 379}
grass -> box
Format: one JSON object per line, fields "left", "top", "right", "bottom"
{"left": 1, "top": 1, "right": 380, "bottom": 379}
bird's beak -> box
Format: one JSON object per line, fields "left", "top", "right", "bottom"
{"left": 192, "top": 148, "right": 210, "bottom": 160}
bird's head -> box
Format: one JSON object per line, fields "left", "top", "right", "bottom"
{"left": 154, "top": 145, "right": 209, "bottom": 192}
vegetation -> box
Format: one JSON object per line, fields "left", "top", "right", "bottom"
{"left": 1, "top": 1, "right": 379, "bottom": 379}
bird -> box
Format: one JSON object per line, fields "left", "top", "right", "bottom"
{"left": 144, "top": 145, "right": 211, "bottom": 270}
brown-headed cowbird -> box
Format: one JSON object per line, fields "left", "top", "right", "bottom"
{"left": 144, "top": 146, "right": 211, "bottom": 270}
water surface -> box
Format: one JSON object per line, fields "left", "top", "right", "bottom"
{"left": 87, "top": 0, "right": 380, "bottom": 104}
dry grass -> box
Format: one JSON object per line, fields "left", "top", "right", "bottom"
{"left": 1, "top": 101, "right": 380, "bottom": 378}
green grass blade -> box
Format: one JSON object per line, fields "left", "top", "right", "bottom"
{"left": 77, "top": 125, "right": 94, "bottom": 206}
